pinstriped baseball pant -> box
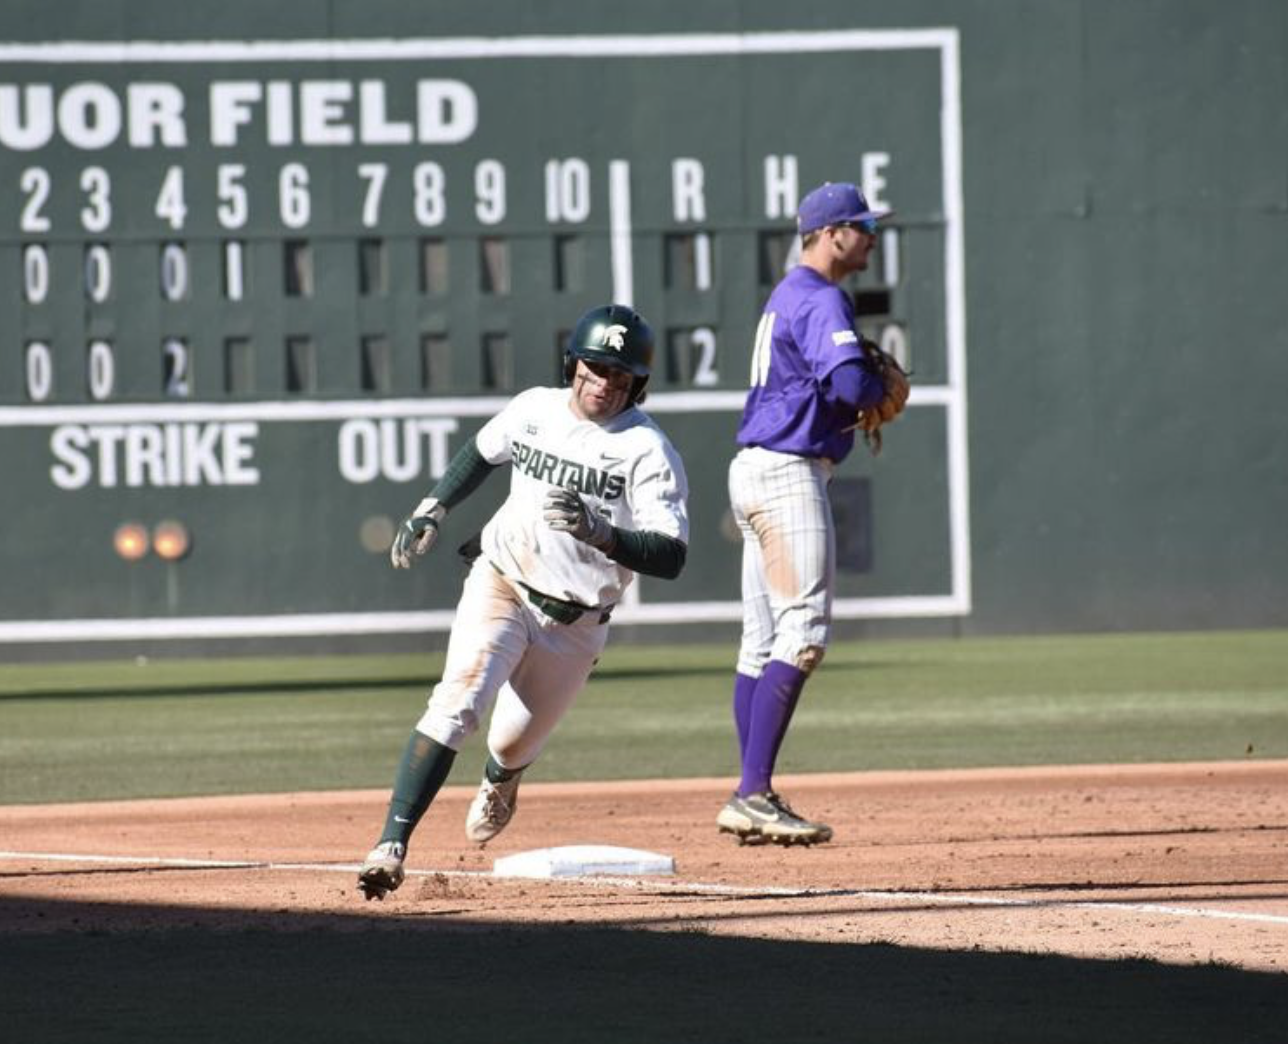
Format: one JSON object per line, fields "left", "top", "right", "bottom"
{"left": 729, "top": 446, "right": 836, "bottom": 677}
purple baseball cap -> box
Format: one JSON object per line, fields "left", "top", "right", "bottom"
{"left": 796, "top": 182, "right": 892, "bottom": 234}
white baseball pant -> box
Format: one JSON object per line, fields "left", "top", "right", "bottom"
{"left": 729, "top": 446, "right": 836, "bottom": 678}
{"left": 416, "top": 557, "right": 609, "bottom": 769}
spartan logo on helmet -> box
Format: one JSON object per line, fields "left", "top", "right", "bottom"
{"left": 564, "top": 304, "right": 655, "bottom": 404}
{"left": 598, "top": 324, "right": 629, "bottom": 351}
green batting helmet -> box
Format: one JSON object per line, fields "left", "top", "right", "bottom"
{"left": 564, "top": 304, "right": 654, "bottom": 403}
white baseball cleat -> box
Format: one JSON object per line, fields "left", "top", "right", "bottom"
{"left": 465, "top": 774, "right": 523, "bottom": 843}
{"left": 716, "top": 791, "right": 833, "bottom": 846}
{"left": 357, "top": 840, "right": 406, "bottom": 900}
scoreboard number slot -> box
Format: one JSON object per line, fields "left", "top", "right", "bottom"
{"left": 162, "top": 337, "right": 192, "bottom": 398}
{"left": 160, "top": 242, "right": 189, "bottom": 301}
{"left": 22, "top": 243, "right": 50, "bottom": 303}
{"left": 86, "top": 340, "right": 115, "bottom": 401}
{"left": 25, "top": 341, "right": 54, "bottom": 403}
{"left": 84, "top": 243, "right": 112, "bottom": 302}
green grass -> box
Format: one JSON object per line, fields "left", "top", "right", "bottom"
{"left": 1, "top": 629, "right": 1285, "bottom": 804}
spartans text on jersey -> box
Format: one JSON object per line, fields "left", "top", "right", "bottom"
{"left": 511, "top": 440, "right": 626, "bottom": 500}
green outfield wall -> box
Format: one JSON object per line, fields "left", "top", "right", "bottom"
{"left": 0, "top": 0, "right": 1284, "bottom": 651}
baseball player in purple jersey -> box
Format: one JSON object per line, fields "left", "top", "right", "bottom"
{"left": 358, "top": 304, "right": 689, "bottom": 899}
{"left": 717, "top": 182, "right": 894, "bottom": 845}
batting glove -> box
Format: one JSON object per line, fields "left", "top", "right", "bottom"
{"left": 390, "top": 497, "right": 446, "bottom": 569}
{"left": 543, "top": 488, "right": 615, "bottom": 551}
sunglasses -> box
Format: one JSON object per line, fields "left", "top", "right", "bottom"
{"left": 835, "top": 218, "right": 880, "bottom": 235}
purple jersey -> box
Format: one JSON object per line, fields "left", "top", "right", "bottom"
{"left": 736, "top": 266, "right": 883, "bottom": 462}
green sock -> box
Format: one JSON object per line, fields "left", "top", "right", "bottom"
{"left": 484, "top": 753, "right": 525, "bottom": 784}
{"left": 379, "top": 730, "right": 457, "bottom": 846}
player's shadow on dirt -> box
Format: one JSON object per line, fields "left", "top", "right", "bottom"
{"left": 1, "top": 897, "right": 1284, "bottom": 1044}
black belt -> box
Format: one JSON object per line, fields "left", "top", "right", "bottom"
{"left": 518, "top": 582, "right": 613, "bottom": 625}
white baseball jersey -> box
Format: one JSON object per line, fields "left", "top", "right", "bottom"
{"left": 475, "top": 386, "right": 689, "bottom": 608}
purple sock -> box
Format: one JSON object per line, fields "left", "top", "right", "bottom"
{"left": 739, "top": 660, "right": 808, "bottom": 797}
{"left": 732, "top": 671, "right": 758, "bottom": 761}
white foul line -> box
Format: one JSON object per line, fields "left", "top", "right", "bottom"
{"left": 3, "top": 850, "right": 1287, "bottom": 927}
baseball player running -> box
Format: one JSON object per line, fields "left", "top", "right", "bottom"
{"left": 718, "top": 181, "right": 906, "bottom": 846}
{"left": 359, "top": 304, "right": 689, "bottom": 900}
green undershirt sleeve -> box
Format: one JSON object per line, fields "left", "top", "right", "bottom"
{"left": 429, "top": 437, "right": 501, "bottom": 510}
{"left": 604, "top": 529, "right": 687, "bottom": 580}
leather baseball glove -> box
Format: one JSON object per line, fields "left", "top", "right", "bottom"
{"left": 849, "top": 338, "right": 911, "bottom": 455}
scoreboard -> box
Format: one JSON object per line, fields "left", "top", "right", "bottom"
{"left": 0, "top": 29, "right": 970, "bottom": 644}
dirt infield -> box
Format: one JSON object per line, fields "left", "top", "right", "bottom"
{"left": 3, "top": 761, "right": 1287, "bottom": 1043}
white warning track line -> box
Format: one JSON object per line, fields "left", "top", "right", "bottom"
{"left": 3, "top": 850, "right": 1288, "bottom": 927}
